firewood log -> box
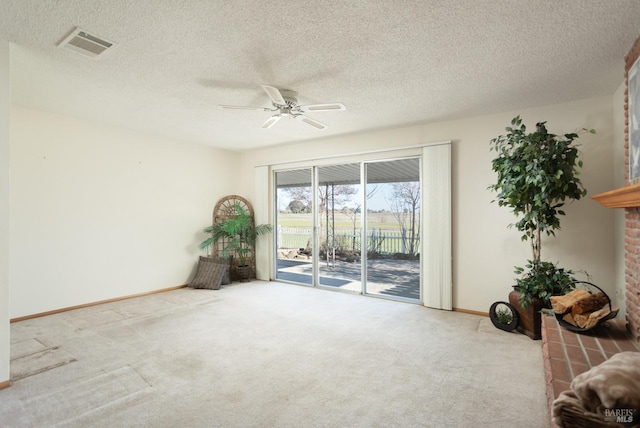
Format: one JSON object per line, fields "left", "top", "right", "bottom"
{"left": 572, "top": 306, "right": 612, "bottom": 329}
{"left": 551, "top": 289, "right": 590, "bottom": 314}
{"left": 562, "top": 312, "right": 578, "bottom": 326}
{"left": 571, "top": 292, "right": 608, "bottom": 316}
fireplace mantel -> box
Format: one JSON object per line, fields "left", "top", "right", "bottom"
{"left": 592, "top": 183, "right": 640, "bottom": 208}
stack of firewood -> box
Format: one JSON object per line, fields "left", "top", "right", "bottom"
{"left": 550, "top": 289, "right": 613, "bottom": 329}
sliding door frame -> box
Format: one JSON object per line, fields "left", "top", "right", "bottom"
{"left": 360, "top": 156, "right": 422, "bottom": 303}
{"left": 262, "top": 141, "right": 451, "bottom": 308}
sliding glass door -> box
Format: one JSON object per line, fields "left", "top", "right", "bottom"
{"left": 273, "top": 158, "right": 421, "bottom": 303}
{"left": 363, "top": 158, "right": 421, "bottom": 300}
{"left": 275, "top": 169, "right": 314, "bottom": 285}
{"left": 317, "top": 164, "right": 361, "bottom": 292}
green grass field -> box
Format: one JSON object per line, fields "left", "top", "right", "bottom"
{"left": 277, "top": 212, "right": 402, "bottom": 230}
{"left": 277, "top": 211, "right": 420, "bottom": 254}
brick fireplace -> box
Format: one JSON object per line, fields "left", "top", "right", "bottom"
{"left": 622, "top": 37, "right": 640, "bottom": 343}
{"left": 594, "top": 36, "right": 640, "bottom": 343}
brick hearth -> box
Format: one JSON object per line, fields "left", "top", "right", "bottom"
{"left": 541, "top": 315, "right": 640, "bottom": 427}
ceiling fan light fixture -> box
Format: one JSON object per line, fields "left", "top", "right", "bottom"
{"left": 222, "top": 85, "right": 344, "bottom": 130}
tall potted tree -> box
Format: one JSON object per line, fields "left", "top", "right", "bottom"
{"left": 199, "top": 202, "right": 272, "bottom": 282}
{"left": 489, "top": 116, "right": 594, "bottom": 339}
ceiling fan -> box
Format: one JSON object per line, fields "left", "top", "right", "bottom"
{"left": 219, "top": 85, "right": 346, "bottom": 130}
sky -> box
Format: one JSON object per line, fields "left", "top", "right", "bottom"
{"left": 277, "top": 182, "right": 418, "bottom": 212}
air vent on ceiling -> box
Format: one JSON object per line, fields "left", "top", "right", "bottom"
{"left": 58, "top": 27, "right": 116, "bottom": 59}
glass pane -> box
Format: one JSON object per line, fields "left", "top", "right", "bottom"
{"left": 275, "top": 169, "right": 313, "bottom": 285}
{"left": 365, "top": 158, "right": 421, "bottom": 301}
{"left": 317, "top": 163, "right": 362, "bottom": 293}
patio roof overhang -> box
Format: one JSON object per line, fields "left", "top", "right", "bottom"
{"left": 275, "top": 158, "right": 420, "bottom": 188}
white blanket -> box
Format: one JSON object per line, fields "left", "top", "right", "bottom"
{"left": 552, "top": 351, "right": 640, "bottom": 427}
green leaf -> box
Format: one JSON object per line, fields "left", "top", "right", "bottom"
{"left": 197, "top": 202, "right": 272, "bottom": 264}
{"left": 489, "top": 116, "right": 592, "bottom": 263}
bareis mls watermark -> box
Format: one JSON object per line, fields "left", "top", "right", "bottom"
{"left": 603, "top": 408, "right": 638, "bottom": 425}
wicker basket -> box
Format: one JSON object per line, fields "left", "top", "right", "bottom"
{"left": 558, "top": 406, "right": 629, "bottom": 428}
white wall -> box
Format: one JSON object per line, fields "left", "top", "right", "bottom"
{"left": 0, "top": 41, "right": 10, "bottom": 385}
{"left": 240, "top": 96, "right": 616, "bottom": 313}
{"left": 10, "top": 107, "right": 240, "bottom": 318}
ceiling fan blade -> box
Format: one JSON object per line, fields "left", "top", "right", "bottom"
{"left": 219, "top": 105, "right": 269, "bottom": 111}
{"left": 298, "top": 103, "right": 346, "bottom": 112}
{"left": 295, "top": 114, "right": 327, "bottom": 130}
{"left": 261, "top": 85, "right": 287, "bottom": 105}
{"left": 261, "top": 115, "right": 282, "bottom": 129}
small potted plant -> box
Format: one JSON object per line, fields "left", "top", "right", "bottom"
{"left": 199, "top": 202, "right": 272, "bottom": 282}
{"left": 513, "top": 260, "right": 576, "bottom": 309}
{"left": 489, "top": 116, "right": 594, "bottom": 339}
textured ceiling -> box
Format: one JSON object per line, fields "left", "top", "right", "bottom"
{"left": 1, "top": 1, "right": 640, "bottom": 151}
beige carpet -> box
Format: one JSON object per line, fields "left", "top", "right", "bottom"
{"left": 1, "top": 282, "right": 550, "bottom": 427}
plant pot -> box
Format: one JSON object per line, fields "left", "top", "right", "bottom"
{"left": 236, "top": 265, "right": 252, "bottom": 282}
{"left": 508, "top": 289, "right": 544, "bottom": 340}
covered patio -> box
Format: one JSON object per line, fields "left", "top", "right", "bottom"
{"left": 276, "top": 257, "right": 420, "bottom": 300}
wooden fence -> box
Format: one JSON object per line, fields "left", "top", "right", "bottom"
{"left": 277, "top": 226, "right": 419, "bottom": 255}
